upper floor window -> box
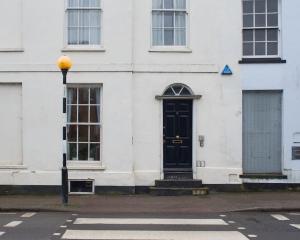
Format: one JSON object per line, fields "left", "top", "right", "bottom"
{"left": 242, "top": 0, "right": 279, "bottom": 57}
{"left": 152, "top": 0, "right": 187, "bottom": 46}
{"left": 67, "top": 0, "right": 101, "bottom": 45}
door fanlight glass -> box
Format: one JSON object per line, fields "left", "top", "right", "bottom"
{"left": 163, "top": 84, "right": 192, "bottom": 96}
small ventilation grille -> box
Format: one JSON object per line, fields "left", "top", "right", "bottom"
{"left": 292, "top": 147, "right": 300, "bottom": 160}
{"left": 69, "top": 180, "right": 94, "bottom": 194}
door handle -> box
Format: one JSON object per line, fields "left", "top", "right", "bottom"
{"left": 172, "top": 140, "right": 183, "bottom": 144}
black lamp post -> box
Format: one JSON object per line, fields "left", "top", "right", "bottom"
{"left": 57, "top": 56, "right": 73, "bottom": 205}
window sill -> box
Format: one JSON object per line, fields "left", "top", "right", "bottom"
{"left": 239, "top": 58, "right": 286, "bottom": 64}
{"left": 149, "top": 47, "right": 192, "bottom": 53}
{"left": 67, "top": 161, "right": 105, "bottom": 171}
{"left": 0, "top": 165, "right": 27, "bottom": 170}
{"left": 240, "top": 174, "right": 287, "bottom": 179}
{"left": 0, "top": 48, "right": 24, "bottom": 53}
{"left": 62, "top": 46, "right": 106, "bottom": 52}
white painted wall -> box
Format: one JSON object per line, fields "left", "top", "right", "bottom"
{"left": 241, "top": 0, "right": 300, "bottom": 183}
{"left": 0, "top": 0, "right": 242, "bottom": 187}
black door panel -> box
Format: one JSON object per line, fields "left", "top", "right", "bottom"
{"left": 163, "top": 100, "right": 193, "bottom": 170}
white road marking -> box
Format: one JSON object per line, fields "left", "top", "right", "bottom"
{"left": 4, "top": 221, "right": 23, "bottom": 227}
{"left": 21, "top": 212, "right": 36, "bottom": 218}
{"left": 53, "top": 233, "right": 61, "bottom": 236}
{"left": 74, "top": 218, "right": 228, "bottom": 226}
{"left": 248, "top": 234, "right": 257, "bottom": 238}
{"left": 0, "top": 232, "right": 5, "bottom": 236}
{"left": 228, "top": 221, "right": 236, "bottom": 224}
{"left": 60, "top": 225, "right": 67, "bottom": 228}
{"left": 62, "top": 230, "right": 249, "bottom": 240}
{"left": 220, "top": 215, "right": 227, "bottom": 217}
{"left": 66, "top": 220, "right": 72, "bottom": 222}
{"left": 72, "top": 214, "right": 78, "bottom": 216}
{"left": 271, "top": 214, "right": 290, "bottom": 221}
{"left": 290, "top": 224, "right": 300, "bottom": 229}
{"left": 238, "top": 227, "right": 246, "bottom": 230}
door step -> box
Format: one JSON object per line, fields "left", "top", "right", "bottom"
{"left": 164, "top": 171, "right": 193, "bottom": 180}
{"left": 155, "top": 179, "right": 203, "bottom": 188}
{"left": 150, "top": 187, "right": 209, "bottom": 196}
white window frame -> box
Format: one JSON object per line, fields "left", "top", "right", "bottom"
{"left": 150, "top": 0, "right": 190, "bottom": 51}
{"left": 63, "top": 0, "right": 104, "bottom": 51}
{"left": 66, "top": 85, "right": 102, "bottom": 164}
{"left": 242, "top": 0, "right": 281, "bottom": 58}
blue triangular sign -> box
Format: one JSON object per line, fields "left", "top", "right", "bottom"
{"left": 222, "top": 65, "right": 233, "bottom": 75}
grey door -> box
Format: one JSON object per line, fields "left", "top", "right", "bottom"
{"left": 243, "top": 91, "right": 282, "bottom": 174}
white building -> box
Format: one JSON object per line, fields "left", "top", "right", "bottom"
{"left": 1, "top": 0, "right": 296, "bottom": 194}
{"left": 240, "top": 0, "right": 300, "bottom": 187}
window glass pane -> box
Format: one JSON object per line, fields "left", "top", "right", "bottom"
{"left": 153, "top": 0, "right": 163, "bottom": 9}
{"left": 255, "top": 14, "right": 266, "bottom": 27}
{"left": 243, "top": 14, "right": 254, "bottom": 27}
{"left": 175, "top": 0, "right": 186, "bottom": 9}
{"left": 67, "top": 106, "right": 77, "bottom": 122}
{"left": 90, "top": 0, "right": 100, "bottom": 8}
{"left": 267, "top": 0, "right": 278, "bottom": 12}
{"left": 90, "top": 27, "right": 100, "bottom": 44}
{"left": 243, "top": 29, "right": 253, "bottom": 41}
{"left": 243, "top": 42, "right": 254, "bottom": 56}
{"left": 69, "top": 0, "right": 78, "bottom": 8}
{"left": 90, "top": 144, "right": 100, "bottom": 161}
{"left": 164, "top": 12, "right": 174, "bottom": 28}
{"left": 175, "top": 29, "right": 185, "bottom": 45}
{"left": 181, "top": 87, "right": 191, "bottom": 95}
{"left": 78, "top": 106, "right": 89, "bottom": 122}
{"left": 164, "top": 0, "right": 174, "bottom": 9}
{"left": 68, "top": 27, "right": 78, "bottom": 44}
{"left": 255, "top": 0, "right": 266, "bottom": 13}
{"left": 90, "top": 88, "right": 100, "bottom": 104}
{"left": 172, "top": 85, "right": 182, "bottom": 94}
{"left": 78, "top": 88, "right": 89, "bottom": 104}
{"left": 267, "top": 13, "right": 278, "bottom": 26}
{"left": 267, "top": 42, "right": 278, "bottom": 55}
{"left": 78, "top": 144, "right": 88, "bottom": 160}
{"left": 79, "top": 10, "right": 90, "bottom": 26}
{"left": 90, "top": 106, "right": 100, "bottom": 123}
{"left": 67, "top": 125, "right": 77, "bottom": 142}
{"left": 255, "top": 42, "right": 266, "bottom": 55}
{"left": 79, "top": 27, "right": 89, "bottom": 44}
{"left": 78, "top": 125, "right": 88, "bottom": 142}
{"left": 79, "top": 0, "right": 90, "bottom": 7}
{"left": 67, "top": 88, "right": 77, "bottom": 104}
{"left": 243, "top": 0, "right": 254, "bottom": 13}
{"left": 68, "top": 143, "right": 77, "bottom": 160}
{"left": 255, "top": 29, "right": 265, "bottom": 41}
{"left": 68, "top": 10, "right": 78, "bottom": 27}
{"left": 90, "top": 125, "right": 100, "bottom": 142}
{"left": 90, "top": 10, "right": 100, "bottom": 27}
{"left": 153, "top": 29, "right": 163, "bottom": 45}
{"left": 164, "top": 87, "right": 175, "bottom": 95}
{"left": 267, "top": 29, "right": 278, "bottom": 41}
{"left": 152, "top": 12, "right": 163, "bottom": 28}
{"left": 164, "top": 29, "right": 174, "bottom": 45}
{"left": 175, "top": 12, "right": 185, "bottom": 28}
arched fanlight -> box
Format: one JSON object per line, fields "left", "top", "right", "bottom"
{"left": 163, "top": 83, "right": 193, "bottom": 96}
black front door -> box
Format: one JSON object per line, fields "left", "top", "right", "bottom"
{"left": 163, "top": 99, "right": 193, "bottom": 171}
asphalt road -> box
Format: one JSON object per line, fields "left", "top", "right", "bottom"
{"left": 0, "top": 211, "right": 299, "bottom": 240}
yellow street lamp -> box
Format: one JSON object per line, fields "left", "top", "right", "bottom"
{"left": 57, "top": 55, "right": 72, "bottom": 205}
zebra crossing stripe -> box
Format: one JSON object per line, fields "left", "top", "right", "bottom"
{"left": 74, "top": 218, "right": 228, "bottom": 225}
{"left": 62, "top": 230, "right": 249, "bottom": 240}
{"left": 21, "top": 212, "right": 36, "bottom": 218}
{"left": 4, "top": 221, "right": 23, "bottom": 227}
{"left": 271, "top": 214, "right": 289, "bottom": 221}
{"left": 290, "top": 224, "right": 300, "bottom": 229}
{"left": 0, "top": 232, "right": 5, "bottom": 236}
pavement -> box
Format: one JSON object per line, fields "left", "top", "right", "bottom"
{"left": 1, "top": 192, "right": 300, "bottom": 213}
